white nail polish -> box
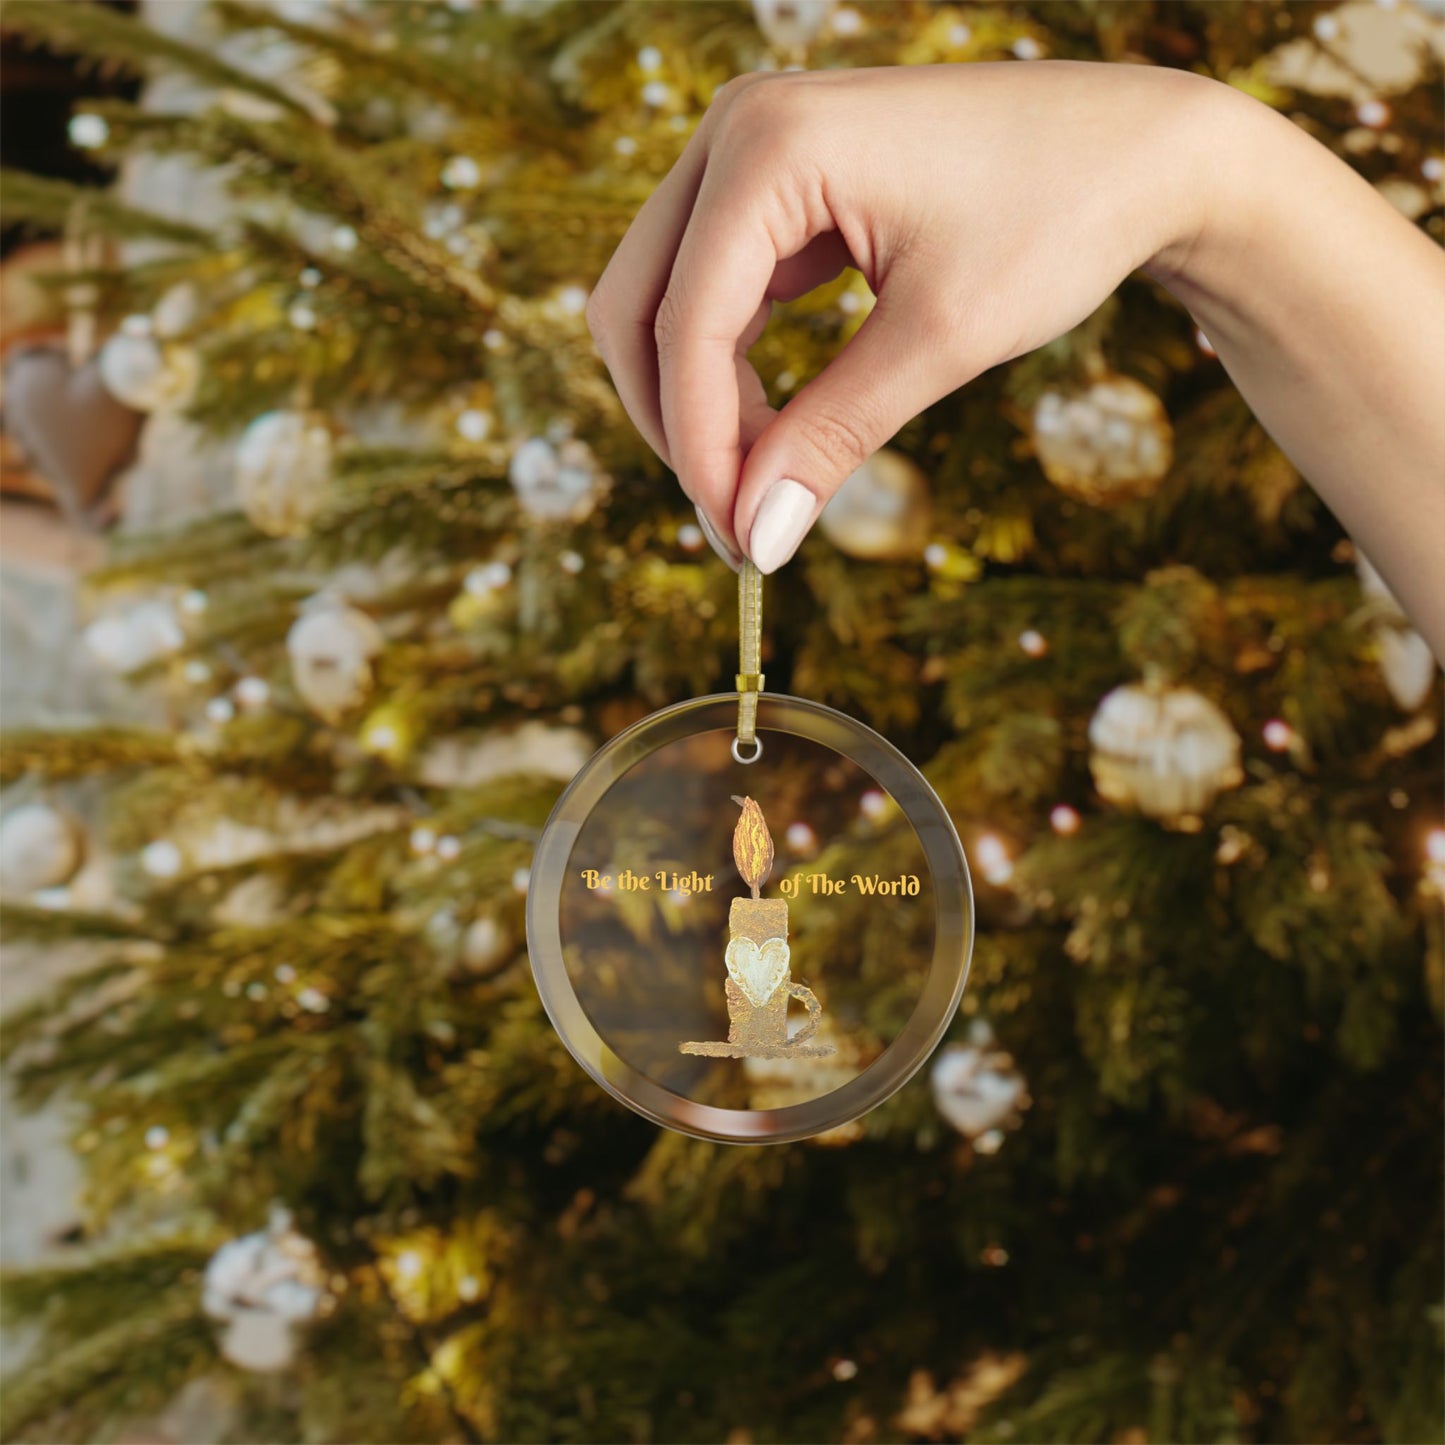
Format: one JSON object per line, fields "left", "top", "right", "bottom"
{"left": 748, "top": 478, "right": 816, "bottom": 575}
{"left": 695, "top": 505, "right": 742, "bottom": 571}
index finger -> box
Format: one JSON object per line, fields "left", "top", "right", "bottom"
{"left": 656, "top": 155, "right": 804, "bottom": 541}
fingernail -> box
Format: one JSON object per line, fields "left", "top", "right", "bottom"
{"left": 748, "top": 478, "right": 816, "bottom": 575}
{"left": 695, "top": 505, "right": 742, "bottom": 571}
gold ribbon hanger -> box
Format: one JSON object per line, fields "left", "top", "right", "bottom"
{"left": 734, "top": 559, "right": 764, "bottom": 763}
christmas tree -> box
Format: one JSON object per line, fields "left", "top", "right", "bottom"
{"left": 2, "top": 2, "right": 1442, "bottom": 1442}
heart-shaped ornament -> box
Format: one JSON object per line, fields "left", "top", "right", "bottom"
{"left": 724, "top": 936, "right": 790, "bottom": 1009}
{"left": 3, "top": 345, "right": 142, "bottom": 526}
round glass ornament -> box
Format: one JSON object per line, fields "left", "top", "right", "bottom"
{"left": 527, "top": 692, "right": 973, "bottom": 1144}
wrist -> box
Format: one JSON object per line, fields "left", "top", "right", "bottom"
{"left": 1141, "top": 73, "right": 1267, "bottom": 292}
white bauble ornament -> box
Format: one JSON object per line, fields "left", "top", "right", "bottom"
{"left": 931, "top": 1021, "right": 1029, "bottom": 1142}
{"left": 752, "top": 0, "right": 835, "bottom": 54}
{"left": 1088, "top": 682, "right": 1243, "bottom": 823}
{"left": 0, "top": 803, "right": 84, "bottom": 894}
{"left": 83, "top": 599, "right": 185, "bottom": 674}
{"left": 818, "top": 448, "right": 931, "bottom": 561}
{"left": 1357, "top": 554, "right": 1437, "bottom": 710}
{"left": 461, "top": 915, "right": 513, "bottom": 975}
{"left": 286, "top": 598, "right": 383, "bottom": 722}
{"left": 203, "top": 1207, "right": 325, "bottom": 1374}
{"left": 508, "top": 435, "right": 604, "bottom": 521}
{"left": 236, "top": 411, "right": 335, "bottom": 538}
{"left": 98, "top": 332, "right": 198, "bottom": 412}
{"left": 1032, "top": 374, "right": 1173, "bottom": 505}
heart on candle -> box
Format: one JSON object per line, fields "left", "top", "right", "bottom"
{"left": 724, "top": 936, "right": 790, "bottom": 1009}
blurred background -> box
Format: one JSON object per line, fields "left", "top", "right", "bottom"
{"left": 0, "top": 2, "right": 1441, "bottom": 1442}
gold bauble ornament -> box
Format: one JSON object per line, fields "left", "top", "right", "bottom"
{"left": 97, "top": 328, "right": 198, "bottom": 413}
{"left": 461, "top": 915, "right": 514, "bottom": 976}
{"left": 286, "top": 596, "right": 384, "bottom": 722}
{"left": 818, "top": 447, "right": 932, "bottom": 561}
{"left": 1088, "top": 681, "right": 1243, "bottom": 824}
{"left": 236, "top": 410, "right": 335, "bottom": 538}
{"left": 1032, "top": 373, "right": 1173, "bottom": 505}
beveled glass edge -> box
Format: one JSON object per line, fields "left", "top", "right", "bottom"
{"left": 526, "top": 694, "right": 974, "bottom": 1144}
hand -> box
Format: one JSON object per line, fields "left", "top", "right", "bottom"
{"left": 586, "top": 62, "right": 1221, "bottom": 571}
{"left": 587, "top": 62, "right": 1445, "bottom": 660}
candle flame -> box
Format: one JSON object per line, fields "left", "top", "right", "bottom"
{"left": 732, "top": 796, "right": 774, "bottom": 898}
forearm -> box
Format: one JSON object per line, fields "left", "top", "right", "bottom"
{"left": 1146, "top": 83, "right": 1445, "bottom": 659}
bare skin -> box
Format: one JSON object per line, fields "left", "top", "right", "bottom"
{"left": 586, "top": 63, "right": 1445, "bottom": 658}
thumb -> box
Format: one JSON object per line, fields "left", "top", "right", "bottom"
{"left": 733, "top": 283, "right": 964, "bottom": 574}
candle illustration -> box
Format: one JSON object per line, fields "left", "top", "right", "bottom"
{"left": 680, "top": 797, "right": 834, "bottom": 1060}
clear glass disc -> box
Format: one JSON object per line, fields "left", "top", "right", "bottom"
{"left": 527, "top": 694, "right": 973, "bottom": 1143}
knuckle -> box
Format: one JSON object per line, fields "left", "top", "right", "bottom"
{"left": 791, "top": 403, "right": 875, "bottom": 474}
{"left": 713, "top": 74, "right": 803, "bottom": 154}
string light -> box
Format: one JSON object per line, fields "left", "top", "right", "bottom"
{"left": 677, "top": 523, "right": 704, "bottom": 552}
{"left": 234, "top": 676, "right": 270, "bottom": 710}
{"left": 436, "top": 835, "right": 462, "bottom": 862}
{"left": 1049, "top": 804, "right": 1081, "bottom": 836}
{"left": 1018, "top": 629, "right": 1049, "bottom": 658}
{"left": 205, "top": 697, "right": 236, "bottom": 725}
{"left": 141, "top": 840, "right": 183, "bottom": 879}
{"left": 786, "top": 821, "right": 819, "bottom": 854}
{"left": 555, "top": 285, "right": 589, "bottom": 316}
{"left": 410, "top": 827, "right": 437, "bottom": 856}
{"left": 145, "top": 1125, "right": 170, "bottom": 1150}
{"left": 362, "top": 722, "right": 400, "bottom": 755}
{"left": 1355, "top": 99, "right": 1390, "bottom": 129}
{"left": 395, "top": 1250, "right": 423, "bottom": 1281}
{"left": 465, "top": 562, "right": 512, "bottom": 595}
{"left": 441, "top": 155, "right": 482, "bottom": 190}
{"left": 456, "top": 408, "right": 492, "bottom": 442}
{"left": 298, "top": 987, "right": 330, "bottom": 1014}
{"left": 69, "top": 113, "right": 109, "bottom": 149}
{"left": 975, "top": 833, "right": 1013, "bottom": 886}
{"left": 859, "top": 789, "right": 889, "bottom": 821}
{"left": 832, "top": 1359, "right": 859, "bottom": 1381}
{"left": 1262, "top": 719, "right": 1294, "bottom": 752}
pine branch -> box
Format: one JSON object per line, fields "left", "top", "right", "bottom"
{"left": 2, "top": 0, "right": 308, "bottom": 116}
{"left": 0, "top": 170, "right": 212, "bottom": 248}
{"left": 0, "top": 728, "right": 179, "bottom": 784}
